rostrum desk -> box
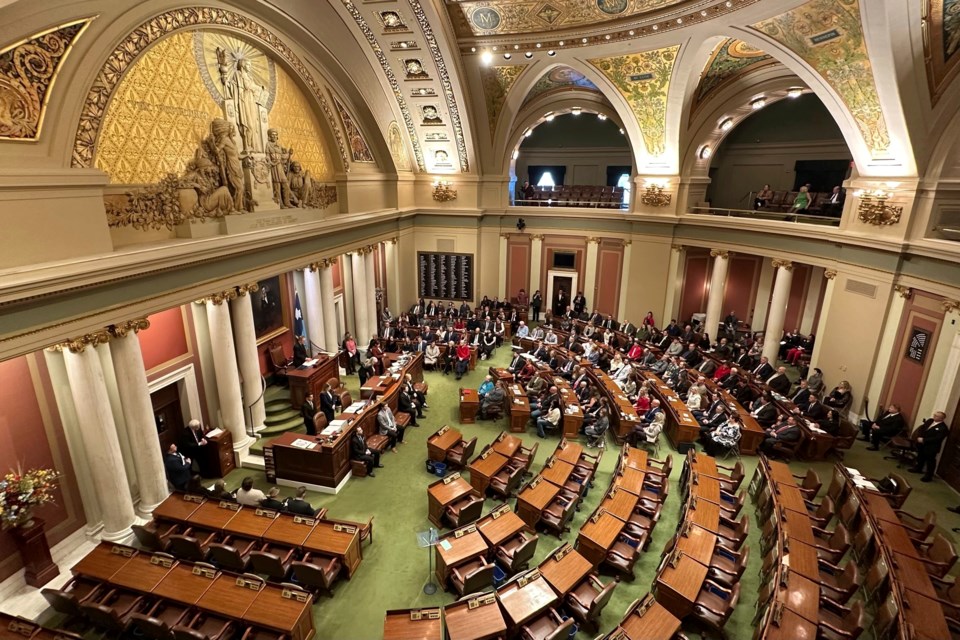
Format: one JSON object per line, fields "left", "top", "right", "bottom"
{"left": 286, "top": 354, "right": 339, "bottom": 408}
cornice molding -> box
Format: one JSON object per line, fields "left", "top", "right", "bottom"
{"left": 49, "top": 330, "right": 111, "bottom": 354}
{"left": 107, "top": 317, "right": 150, "bottom": 338}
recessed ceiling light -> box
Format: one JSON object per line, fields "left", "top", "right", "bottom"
{"left": 471, "top": 47, "right": 476, "bottom": 53}
{"left": 572, "top": 107, "right": 581, "bottom": 115}
{"left": 545, "top": 114, "right": 555, "bottom": 122}
{"left": 536, "top": 43, "right": 542, "bottom": 48}
{"left": 492, "top": 46, "right": 498, "bottom": 52}
{"left": 719, "top": 118, "right": 734, "bottom": 131}
{"left": 559, "top": 41, "right": 564, "bottom": 46}
{"left": 677, "top": 18, "right": 683, "bottom": 24}
{"left": 652, "top": 25, "right": 658, "bottom": 30}
{"left": 597, "top": 114, "right": 607, "bottom": 121}
{"left": 525, "top": 52, "right": 533, "bottom": 58}
{"left": 750, "top": 97, "right": 766, "bottom": 109}
{"left": 605, "top": 35, "right": 611, "bottom": 40}
{"left": 400, "top": 42, "right": 408, "bottom": 48}
{"left": 726, "top": 0, "right": 733, "bottom": 6}
{"left": 419, "top": 88, "right": 428, "bottom": 95}
{"left": 787, "top": 87, "right": 803, "bottom": 98}
{"left": 699, "top": 145, "right": 712, "bottom": 159}
{"left": 503, "top": 53, "right": 512, "bottom": 59}
{"left": 547, "top": 50, "right": 556, "bottom": 56}
{"left": 629, "top": 30, "right": 635, "bottom": 35}
{"left": 514, "top": 44, "right": 520, "bottom": 50}
{"left": 701, "top": 10, "right": 707, "bottom": 16}
{"left": 480, "top": 50, "right": 493, "bottom": 65}
{"left": 582, "top": 38, "right": 588, "bottom": 43}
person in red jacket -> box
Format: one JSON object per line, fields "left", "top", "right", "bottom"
{"left": 455, "top": 339, "right": 471, "bottom": 380}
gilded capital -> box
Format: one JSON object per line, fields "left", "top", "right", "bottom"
{"left": 389, "top": 237, "right": 398, "bottom": 245}
{"left": 108, "top": 318, "right": 150, "bottom": 338}
{"left": 771, "top": 259, "right": 793, "bottom": 271}
{"left": 710, "top": 249, "right": 730, "bottom": 259}
{"left": 587, "top": 237, "right": 600, "bottom": 244}
{"left": 893, "top": 285, "right": 912, "bottom": 300}
{"left": 824, "top": 269, "right": 838, "bottom": 280}
{"left": 531, "top": 234, "right": 545, "bottom": 241}
{"left": 51, "top": 330, "right": 111, "bottom": 353}
{"left": 321, "top": 257, "right": 334, "bottom": 269}
{"left": 500, "top": 233, "right": 511, "bottom": 240}
{"left": 622, "top": 240, "right": 632, "bottom": 247}
{"left": 942, "top": 299, "right": 960, "bottom": 314}
{"left": 197, "top": 289, "right": 239, "bottom": 305}
{"left": 236, "top": 283, "right": 260, "bottom": 296}
{"left": 671, "top": 244, "right": 684, "bottom": 252}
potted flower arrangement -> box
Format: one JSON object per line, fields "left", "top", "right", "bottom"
{"left": 0, "top": 467, "right": 61, "bottom": 530}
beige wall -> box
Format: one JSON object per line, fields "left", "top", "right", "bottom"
{"left": 622, "top": 237, "right": 671, "bottom": 325}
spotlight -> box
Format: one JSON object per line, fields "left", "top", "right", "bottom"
{"left": 525, "top": 52, "right": 533, "bottom": 58}
{"left": 597, "top": 114, "right": 607, "bottom": 121}
{"left": 480, "top": 50, "right": 493, "bottom": 65}
{"left": 503, "top": 53, "right": 512, "bottom": 59}
{"left": 750, "top": 97, "right": 766, "bottom": 110}
{"left": 545, "top": 114, "right": 555, "bottom": 122}
{"left": 547, "top": 50, "right": 556, "bottom": 56}
{"left": 699, "top": 145, "right": 712, "bottom": 159}
{"left": 536, "top": 43, "right": 542, "bottom": 48}
{"left": 719, "top": 118, "right": 733, "bottom": 131}
{"left": 787, "top": 87, "right": 803, "bottom": 98}
{"left": 516, "top": 218, "right": 526, "bottom": 232}
{"left": 514, "top": 44, "right": 520, "bottom": 50}
{"left": 571, "top": 107, "right": 582, "bottom": 115}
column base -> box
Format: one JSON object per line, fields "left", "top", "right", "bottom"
{"left": 135, "top": 497, "right": 168, "bottom": 519}
{"left": 100, "top": 523, "right": 136, "bottom": 543}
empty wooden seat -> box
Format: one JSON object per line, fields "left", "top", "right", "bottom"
{"left": 707, "top": 545, "right": 749, "bottom": 588}
{"left": 172, "top": 611, "right": 235, "bottom": 640}
{"left": 540, "top": 493, "right": 577, "bottom": 537}
{"left": 445, "top": 436, "right": 477, "bottom": 469}
{"left": 817, "top": 558, "right": 861, "bottom": 604}
{"left": 450, "top": 557, "right": 494, "bottom": 596}
{"left": 690, "top": 580, "right": 739, "bottom": 633}
{"left": 444, "top": 494, "right": 484, "bottom": 529}
{"left": 564, "top": 574, "right": 616, "bottom": 632}
{"left": 603, "top": 532, "right": 643, "bottom": 579}
{"left": 812, "top": 522, "right": 851, "bottom": 564}
{"left": 291, "top": 553, "right": 341, "bottom": 596}
{"left": 896, "top": 509, "right": 936, "bottom": 541}
{"left": 917, "top": 533, "right": 958, "bottom": 578}
{"left": 248, "top": 549, "right": 295, "bottom": 582}
{"left": 519, "top": 607, "right": 573, "bottom": 640}
{"left": 495, "top": 531, "right": 538, "bottom": 574}
{"left": 818, "top": 597, "right": 866, "bottom": 640}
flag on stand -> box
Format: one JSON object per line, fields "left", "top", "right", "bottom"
{"left": 294, "top": 290, "right": 305, "bottom": 338}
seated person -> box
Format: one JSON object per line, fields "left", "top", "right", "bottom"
{"left": 765, "top": 366, "right": 792, "bottom": 395}
{"left": 633, "top": 388, "right": 651, "bottom": 414}
{"left": 425, "top": 342, "right": 441, "bottom": 368}
{"left": 789, "top": 379, "right": 813, "bottom": 409}
{"left": 823, "top": 381, "right": 852, "bottom": 411}
{"left": 515, "top": 321, "right": 529, "bottom": 339}
{"left": 860, "top": 403, "right": 905, "bottom": 450}
{"left": 236, "top": 476, "right": 266, "bottom": 506}
{"left": 749, "top": 392, "right": 778, "bottom": 428}
{"left": 818, "top": 409, "right": 841, "bottom": 436}
{"left": 580, "top": 394, "right": 603, "bottom": 429}
{"left": 398, "top": 387, "right": 422, "bottom": 424}
{"left": 441, "top": 342, "right": 457, "bottom": 376}
{"left": 358, "top": 357, "right": 376, "bottom": 386}
{"left": 529, "top": 325, "right": 545, "bottom": 341}
{"left": 478, "top": 375, "right": 495, "bottom": 398}
{"left": 760, "top": 415, "right": 802, "bottom": 455}
{"left": 481, "top": 330, "right": 497, "bottom": 359}
{"left": 585, "top": 407, "right": 610, "bottom": 440}
{"left": 479, "top": 384, "right": 506, "bottom": 419}
{"left": 803, "top": 395, "right": 826, "bottom": 421}
{"left": 377, "top": 404, "right": 405, "bottom": 452}
{"left": 702, "top": 417, "right": 742, "bottom": 456}
{"left": 517, "top": 360, "right": 538, "bottom": 384}
{"left": 713, "top": 361, "right": 732, "bottom": 382}
{"left": 351, "top": 428, "right": 383, "bottom": 477}
{"left": 455, "top": 340, "right": 472, "bottom": 380}
{"left": 261, "top": 487, "right": 285, "bottom": 511}
{"left": 626, "top": 341, "right": 644, "bottom": 361}
{"left": 525, "top": 374, "right": 546, "bottom": 398}
{"left": 535, "top": 405, "right": 561, "bottom": 438}
{"left": 639, "top": 411, "right": 666, "bottom": 444}
{"left": 283, "top": 486, "right": 316, "bottom": 516}
{"left": 620, "top": 374, "right": 638, "bottom": 400}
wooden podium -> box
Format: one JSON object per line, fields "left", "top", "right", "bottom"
{"left": 287, "top": 355, "right": 339, "bottom": 408}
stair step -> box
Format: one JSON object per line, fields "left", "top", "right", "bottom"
{"left": 265, "top": 409, "right": 299, "bottom": 422}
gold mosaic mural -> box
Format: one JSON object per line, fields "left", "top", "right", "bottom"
{"left": 450, "top": 0, "right": 684, "bottom": 36}
{"left": 752, "top": 0, "right": 891, "bottom": 157}
{"left": 693, "top": 39, "right": 774, "bottom": 110}
{"left": 588, "top": 46, "right": 679, "bottom": 157}
{"left": 95, "top": 31, "right": 332, "bottom": 184}
{"left": 0, "top": 19, "right": 92, "bottom": 140}
{"left": 480, "top": 64, "right": 525, "bottom": 139}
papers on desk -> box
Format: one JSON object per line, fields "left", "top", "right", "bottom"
{"left": 290, "top": 438, "right": 318, "bottom": 450}
{"left": 303, "top": 358, "right": 319, "bottom": 367}
{"left": 320, "top": 426, "right": 341, "bottom": 438}
{"left": 521, "top": 353, "right": 537, "bottom": 360}
{"left": 344, "top": 402, "right": 366, "bottom": 414}
{"left": 565, "top": 407, "right": 579, "bottom": 415}
{"left": 206, "top": 428, "right": 224, "bottom": 438}
{"left": 513, "top": 399, "right": 522, "bottom": 405}
{"left": 853, "top": 477, "right": 878, "bottom": 491}
{"left": 330, "top": 419, "right": 349, "bottom": 429}
{"left": 439, "top": 539, "right": 453, "bottom": 551}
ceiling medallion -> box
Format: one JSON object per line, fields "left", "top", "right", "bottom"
{"left": 536, "top": 4, "right": 564, "bottom": 25}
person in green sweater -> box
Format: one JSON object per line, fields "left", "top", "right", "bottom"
{"left": 792, "top": 185, "right": 811, "bottom": 213}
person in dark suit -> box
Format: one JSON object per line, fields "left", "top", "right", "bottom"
{"left": 302, "top": 393, "right": 318, "bottom": 436}
{"left": 822, "top": 186, "right": 845, "bottom": 216}
{"left": 179, "top": 420, "right": 208, "bottom": 469}
{"left": 696, "top": 358, "right": 717, "bottom": 377}
{"left": 398, "top": 388, "right": 421, "bottom": 424}
{"left": 163, "top": 444, "right": 192, "bottom": 491}
{"left": 293, "top": 334, "right": 308, "bottom": 367}
{"left": 909, "top": 412, "right": 949, "bottom": 481}
{"left": 861, "top": 404, "right": 905, "bottom": 450}
{"left": 572, "top": 292, "right": 587, "bottom": 314}
{"left": 803, "top": 396, "right": 826, "bottom": 422}
{"left": 320, "top": 384, "right": 340, "bottom": 425}
{"left": 750, "top": 393, "right": 778, "bottom": 428}
{"left": 760, "top": 416, "right": 802, "bottom": 454}
{"left": 261, "top": 487, "right": 285, "bottom": 511}
{"left": 284, "top": 486, "right": 316, "bottom": 516}
{"left": 789, "top": 379, "right": 813, "bottom": 409}
{"left": 351, "top": 428, "right": 382, "bottom": 477}
{"left": 765, "top": 366, "right": 792, "bottom": 395}
{"left": 751, "top": 356, "right": 775, "bottom": 381}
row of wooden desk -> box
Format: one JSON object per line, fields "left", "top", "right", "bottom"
{"left": 70, "top": 542, "right": 314, "bottom": 640}
{"left": 513, "top": 440, "right": 592, "bottom": 530}
{"left": 0, "top": 612, "right": 80, "bottom": 640}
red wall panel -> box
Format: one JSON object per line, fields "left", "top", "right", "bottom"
{"left": 138, "top": 308, "right": 189, "bottom": 371}
{"left": 723, "top": 256, "right": 760, "bottom": 327}
{"left": 332, "top": 258, "right": 343, "bottom": 293}
{"left": 881, "top": 292, "right": 945, "bottom": 423}
{"left": 678, "top": 252, "right": 709, "bottom": 323}
{"left": 507, "top": 239, "right": 531, "bottom": 303}
{"left": 596, "top": 244, "right": 624, "bottom": 316}
{"left": 783, "top": 265, "right": 811, "bottom": 333}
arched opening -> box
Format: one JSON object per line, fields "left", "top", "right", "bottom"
{"left": 513, "top": 111, "right": 632, "bottom": 208}
{"left": 704, "top": 93, "right": 853, "bottom": 219}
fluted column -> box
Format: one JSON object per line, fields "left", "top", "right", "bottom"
{"left": 934, "top": 301, "right": 960, "bottom": 415}
{"left": 319, "top": 259, "right": 339, "bottom": 353}
{"left": 584, "top": 237, "right": 600, "bottom": 309}
{"left": 231, "top": 285, "right": 266, "bottom": 437}
{"left": 364, "top": 246, "right": 378, "bottom": 340}
{"left": 108, "top": 319, "right": 169, "bottom": 516}
{"left": 57, "top": 333, "right": 136, "bottom": 541}
{"left": 350, "top": 251, "right": 370, "bottom": 345}
{"left": 704, "top": 250, "right": 730, "bottom": 340}
{"left": 498, "top": 234, "right": 509, "bottom": 300}
{"left": 384, "top": 239, "right": 400, "bottom": 318}
{"left": 303, "top": 266, "right": 326, "bottom": 353}
{"left": 342, "top": 254, "right": 357, "bottom": 339}
{"left": 203, "top": 290, "right": 251, "bottom": 450}
{"left": 809, "top": 269, "right": 837, "bottom": 371}
{"left": 617, "top": 240, "right": 632, "bottom": 320}
{"left": 662, "top": 245, "right": 684, "bottom": 325}
{"left": 530, "top": 234, "right": 544, "bottom": 296}
{"left": 762, "top": 259, "right": 795, "bottom": 363}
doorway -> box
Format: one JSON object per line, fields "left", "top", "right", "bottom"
{"left": 546, "top": 270, "right": 578, "bottom": 318}
{"left": 152, "top": 383, "right": 185, "bottom": 454}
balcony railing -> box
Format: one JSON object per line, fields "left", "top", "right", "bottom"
{"left": 689, "top": 206, "right": 841, "bottom": 226}
{"left": 514, "top": 198, "right": 629, "bottom": 210}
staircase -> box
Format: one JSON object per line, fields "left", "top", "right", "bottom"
{"left": 249, "top": 385, "right": 303, "bottom": 455}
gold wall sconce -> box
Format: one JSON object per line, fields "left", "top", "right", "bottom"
{"left": 855, "top": 188, "right": 902, "bottom": 225}
{"left": 432, "top": 179, "right": 457, "bottom": 202}
{"left": 640, "top": 182, "right": 672, "bottom": 207}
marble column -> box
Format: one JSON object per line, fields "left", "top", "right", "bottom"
{"left": 762, "top": 259, "right": 794, "bottom": 363}
{"left": 59, "top": 333, "right": 136, "bottom": 541}
{"left": 934, "top": 301, "right": 960, "bottom": 415}
{"left": 231, "top": 285, "right": 266, "bottom": 437}
{"left": 342, "top": 254, "right": 357, "bottom": 340}
{"left": 662, "top": 245, "right": 684, "bottom": 325}
{"left": 204, "top": 290, "right": 251, "bottom": 450}
{"left": 303, "top": 267, "right": 326, "bottom": 353}
{"left": 364, "top": 246, "right": 379, "bottom": 341}
{"left": 809, "top": 270, "right": 837, "bottom": 371}
{"left": 617, "top": 241, "right": 632, "bottom": 320}
{"left": 108, "top": 319, "right": 169, "bottom": 517}
{"left": 350, "top": 252, "right": 370, "bottom": 345}
{"left": 498, "top": 234, "right": 508, "bottom": 300}
{"left": 584, "top": 237, "right": 600, "bottom": 309}
{"left": 529, "top": 234, "right": 544, "bottom": 297}
{"left": 704, "top": 250, "right": 730, "bottom": 340}
{"left": 319, "top": 259, "right": 339, "bottom": 353}
{"left": 384, "top": 239, "right": 401, "bottom": 318}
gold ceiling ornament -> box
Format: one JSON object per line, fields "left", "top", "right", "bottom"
{"left": 771, "top": 258, "right": 794, "bottom": 271}
{"left": 942, "top": 299, "right": 960, "bottom": 314}
{"left": 709, "top": 249, "right": 730, "bottom": 259}
{"left": 71, "top": 8, "right": 350, "bottom": 172}
{"left": 824, "top": 269, "right": 838, "bottom": 280}
{"left": 236, "top": 283, "right": 260, "bottom": 296}
{"left": 305, "top": 262, "right": 322, "bottom": 272}
{"left": 107, "top": 318, "right": 151, "bottom": 338}
{"left": 50, "top": 330, "right": 112, "bottom": 353}
{"left": 321, "top": 257, "right": 336, "bottom": 269}
{"left": 432, "top": 179, "right": 458, "bottom": 202}
{"left": 693, "top": 38, "right": 774, "bottom": 111}
{"left": 480, "top": 64, "right": 526, "bottom": 139}
{"left": 893, "top": 285, "right": 913, "bottom": 300}
{"left": 196, "top": 289, "right": 239, "bottom": 306}
{"left": 587, "top": 237, "right": 601, "bottom": 244}
{"left": 855, "top": 188, "right": 902, "bottom": 226}
{"left": 0, "top": 19, "right": 93, "bottom": 140}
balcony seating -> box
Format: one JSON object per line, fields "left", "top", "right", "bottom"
{"left": 518, "top": 185, "right": 626, "bottom": 208}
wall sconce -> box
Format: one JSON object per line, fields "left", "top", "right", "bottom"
{"left": 855, "top": 188, "right": 902, "bottom": 225}
{"left": 641, "top": 181, "right": 672, "bottom": 207}
{"left": 432, "top": 180, "right": 457, "bottom": 202}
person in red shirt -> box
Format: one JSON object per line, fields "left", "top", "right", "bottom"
{"left": 634, "top": 387, "right": 651, "bottom": 413}
{"left": 455, "top": 340, "right": 471, "bottom": 379}
{"left": 713, "top": 362, "right": 732, "bottom": 382}
{"left": 643, "top": 311, "right": 655, "bottom": 327}
{"left": 627, "top": 341, "right": 644, "bottom": 360}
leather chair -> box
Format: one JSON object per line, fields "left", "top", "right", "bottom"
{"left": 715, "top": 461, "right": 745, "bottom": 493}
{"left": 127, "top": 600, "right": 191, "bottom": 639}
{"left": 445, "top": 436, "right": 478, "bottom": 469}
{"left": 172, "top": 611, "right": 235, "bottom": 640}
{"left": 838, "top": 493, "right": 862, "bottom": 531}
{"left": 637, "top": 477, "right": 669, "bottom": 510}
{"left": 805, "top": 495, "right": 836, "bottom": 528}
{"left": 707, "top": 545, "right": 749, "bottom": 588}
{"left": 360, "top": 517, "right": 374, "bottom": 547}
{"left": 896, "top": 509, "right": 936, "bottom": 542}
{"left": 603, "top": 532, "right": 643, "bottom": 580}
{"left": 267, "top": 342, "right": 291, "bottom": 384}
{"left": 450, "top": 557, "right": 495, "bottom": 596}
{"left": 932, "top": 575, "right": 960, "bottom": 605}
{"left": 495, "top": 531, "right": 538, "bottom": 575}
{"left": 489, "top": 463, "right": 525, "bottom": 499}
{"left": 690, "top": 580, "right": 739, "bottom": 634}
{"left": 540, "top": 494, "right": 577, "bottom": 537}
{"left": 79, "top": 588, "right": 145, "bottom": 635}
{"left": 871, "top": 593, "right": 899, "bottom": 640}
{"left": 573, "top": 447, "right": 601, "bottom": 476}
{"left": 248, "top": 549, "right": 296, "bottom": 582}
{"left": 290, "top": 553, "right": 341, "bottom": 596}
{"left": 850, "top": 519, "right": 876, "bottom": 564}
{"left": 878, "top": 472, "right": 911, "bottom": 509}
{"left": 818, "top": 597, "right": 866, "bottom": 640}
{"left": 715, "top": 514, "right": 749, "bottom": 551}
{"left": 41, "top": 576, "right": 104, "bottom": 621}
{"left": 817, "top": 558, "right": 861, "bottom": 604}
{"left": 444, "top": 494, "right": 484, "bottom": 528}
{"left": 769, "top": 437, "right": 802, "bottom": 461}
{"left": 312, "top": 413, "right": 328, "bottom": 434}
{"left": 132, "top": 522, "right": 179, "bottom": 552}
{"left": 794, "top": 469, "right": 822, "bottom": 499}
{"left": 917, "top": 532, "right": 958, "bottom": 578}
{"left": 167, "top": 532, "right": 217, "bottom": 562}
{"left": 207, "top": 539, "right": 257, "bottom": 573}
{"left": 863, "top": 554, "right": 890, "bottom": 605}
{"left": 510, "top": 442, "right": 539, "bottom": 475}
{"left": 717, "top": 488, "right": 745, "bottom": 519}
{"left": 240, "top": 628, "right": 290, "bottom": 640}
{"left": 624, "top": 502, "right": 660, "bottom": 548}
{"left": 565, "top": 574, "right": 616, "bottom": 632}
{"left": 812, "top": 523, "right": 851, "bottom": 564}
{"left": 646, "top": 455, "right": 672, "bottom": 478}
{"left": 519, "top": 608, "right": 573, "bottom": 640}
{"left": 339, "top": 390, "right": 353, "bottom": 409}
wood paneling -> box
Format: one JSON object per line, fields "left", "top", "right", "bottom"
{"left": 540, "top": 237, "right": 585, "bottom": 296}
{"left": 596, "top": 242, "right": 624, "bottom": 317}
{"left": 146, "top": 304, "right": 210, "bottom": 426}
{"left": 723, "top": 255, "right": 761, "bottom": 327}
{"left": 506, "top": 236, "right": 531, "bottom": 304}
{"left": 783, "top": 265, "right": 811, "bottom": 333}
{"left": 678, "top": 250, "right": 710, "bottom": 323}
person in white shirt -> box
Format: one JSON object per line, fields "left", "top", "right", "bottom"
{"left": 530, "top": 326, "right": 545, "bottom": 341}
{"left": 236, "top": 477, "right": 266, "bottom": 506}
{"left": 516, "top": 321, "right": 529, "bottom": 339}
{"left": 544, "top": 330, "right": 558, "bottom": 345}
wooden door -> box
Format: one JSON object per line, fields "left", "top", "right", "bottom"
{"left": 151, "top": 383, "right": 185, "bottom": 454}
{"left": 552, "top": 275, "right": 572, "bottom": 316}
{"left": 937, "top": 396, "right": 960, "bottom": 490}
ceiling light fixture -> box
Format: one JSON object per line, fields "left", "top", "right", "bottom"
{"left": 699, "top": 145, "right": 712, "bottom": 159}
{"left": 787, "top": 87, "right": 803, "bottom": 98}
{"left": 572, "top": 107, "right": 582, "bottom": 115}
{"left": 652, "top": 25, "right": 659, "bottom": 30}
{"left": 524, "top": 128, "right": 533, "bottom": 137}
{"left": 701, "top": 10, "right": 708, "bottom": 16}
{"left": 503, "top": 53, "right": 512, "bottom": 59}
{"left": 597, "top": 114, "right": 607, "bottom": 121}
{"left": 525, "top": 52, "right": 533, "bottom": 58}
{"left": 677, "top": 18, "right": 683, "bottom": 24}
{"left": 514, "top": 44, "right": 520, "bottom": 50}
{"left": 719, "top": 118, "right": 734, "bottom": 131}
{"left": 471, "top": 47, "right": 476, "bottom": 53}
{"left": 545, "top": 113, "right": 555, "bottom": 122}
{"left": 480, "top": 50, "right": 493, "bottom": 65}
{"left": 558, "top": 40, "right": 564, "bottom": 46}
{"left": 582, "top": 38, "right": 588, "bottom": 43}
{"left": 629, "top": 30, "right": 635, "bottom": 35}
{"left": 536, "top": 43, "right": 542, "bottom": 48}
{"left": 547, "top": 50, "right": 556, "bottom": 56}
{"left": 750, "top": 97, "right": 766, "bottom": 110}
{"left": 605, "top": 35, "right": 611, "bottom": 40}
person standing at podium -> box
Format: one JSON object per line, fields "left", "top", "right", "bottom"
{"left": 179, "top": 419, "right": 209, "bottom": 473}
{"left": 302, "top": 393, "right": 318, "bottom": 436}
{"left": 293, "top": 334, "right": 308, "bottom": 367}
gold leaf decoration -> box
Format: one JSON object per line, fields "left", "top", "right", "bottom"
{"left": 480, "top": 64, "right": 525, "bottom": 139}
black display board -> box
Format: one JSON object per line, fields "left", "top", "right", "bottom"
{"left": 417, "top": 251, "right": 473, "bottom": 300}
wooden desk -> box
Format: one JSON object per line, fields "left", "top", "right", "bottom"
{"left": 776, "top": 570, "right": 820, "bottom": 624}
{"left": 287, "top": 355, "right": 338, "bottom": 408}
{"left": 619, "top": 598, "right": 682, "bottom": 640}
{"left": 642, "top": 372, "right": 699, "bottom": 450}
{"left": 444, "top": 596, "right": 507, "bottom": 640}
{"left": 541, "top": 458, "right": 575, "bottom": 488}
{"left": 655, "top": 552, "right": 709, "bottom": 618}
{"left": 428, "top": 426, "right": 462, "bottom": 462}
{"left": 516, "top": 478, "right": 560, "bottom": 528}
{"left": 622, "top": 447, "right": 648, "bottom": 471}
{"left": 197, "top": 574, "right": 260, "bottom": 619}
{"left": 243, "top": 585, "right": 315, "bottom": 640}
{"left": 689, "top": 474, "right": 721, "bottom": 504}
{"left": 428, "top": 476, "right": 477, "bottom": 528}
{"left": 476, "top": 509, "right": 527, "bottom": 548}
{"left": 577, "top": 511, "right": 627, "bottom": 568}
{"left": 492, "top": 434, "right": 522, "bottom": 458}
{"left": 70, "top": 542, "right": 133, "bottom": 581}
{"left": 557, "top": 385, "right": 583, "bottom": 438}
{"left": 758, "top": 604, "right": 818, "bottom": 640}
{"left": 222, "top": 508, "right": 277, "bottom": 540}
{"left": 263, "top": 514, "right": 318, "bottom": 548}
{"left": 875, "top": 519, "right": 921, "bottom": 560}
{"left": 782, "top": 540, "right": 820, "bottom": 580}
{"left": 600, "top": 488, "right": 639, "bottom": 521}
{"left": 459, "top": 388, "right": 479, "bottom": 423}
{"left": 187, "top": 500, "right": 241, "bottom": 530}
{"left": 893, "top": 552, "right": 937, "bottom": 598}
{"left": 863, "top": 491, "right": 901, "bottom": 524}
{"left": 435, "top": 530, "right": 489, "bottom": 588}
{"left": 688, "top": 453, "right": 717, "bottom": 477}
{"left": 152, "top": 563, "right": 217, "bottom": 605}
{"left": 200, "top": 429, "right": 235, "bottom": 479}
{"left": 468, "top": 451, "right": 509, "bottom": 495}
{"left": 686, "top": 498, "right": 721, "bottom": 534}
{"left": 109, "top": 553, "right": 172, "bottom": 594}
{"left": 614, "top": 467, "right": 646, "bottom": 495}
{"left": 383, "top": 608, "right": 444, "bottom": 640}
{"left": 774, "top": 484, "right": 809, "bottom": 515}
{"left": 152, "top": 493, "right": 205, "bottom": 524}
{"left": 538, "top": 546, "right": 593, "bottom": 596}
{"left": 675, "top": 524, "right": 716, "bottom": 565}
{"left": 504, "top": 383, "right": 531, "bottom": 434}
{"left": 303, "top": 519, "right": 362, "bottom": 577}
{"left": 900, "top": 590, "right": 952, "bottom": 640}
{"left": 555, "top": 441, "right": 583, "bottom": 466}
{"left": 777, "top": 508, "right": 815, "bottom": 547}
{"left": 497, "top": 574, "right": 558, "bottom": 628}
{"left": 766, "top": 460, "right": 797, "bottom": 486}
{"left": 265, "top": 428, "right": 353, "bottom": 491}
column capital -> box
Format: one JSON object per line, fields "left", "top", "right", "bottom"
{"left": 500, "top": 233, "right": 511, "bottom": 240}
{"left": 108, "top": 318, "right": 150, "bottom": 338}
{"left": 622, "top": 239, "right": 632, "bottom": 247}
{"left": 709, "top": 249, "right": 730, "bottom": 259}
{"left": 894, "top": 285, "right": 913, "bottom": 300}
{"left": 50, "top": 330, "right": 111, "bottom": 353}
{"left": 586, "top": 237, "right": 601, "bottom": 244}
{"left": 196, "top": 289, "right": 239, "bottom": 305}
{"left": 236, "top": 283, "right": 260, "bottom": 297}
{"left": 531, "top": 234, "right": 545, "bottom": 241}
{"left": 824, "top": 269, "right": 838, "bottom": 280}
{"left": 671, "top": 244, "right": 684, "bottom": 252}
{"left": 943, "top": 299, "right": 960, "bottom": 314}
{"left": 388, "top": 237, "right": 398, "bottom": 245}
{"left": 771, "top": 259, "right": 794, "bottom": 271}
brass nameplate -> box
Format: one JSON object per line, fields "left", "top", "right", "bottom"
{"left": 554, "top": 544, "right": 571, "bottom": 561}
{"left": 638, "top": 592, "right": 654, "bottom": 614}
{"left": 282, "top": 588, "right": 310, "bottom": 603}
{"left": 692, "top": 472, "right": 699, "bottom": 484}
{"left": 607, "top": 630, "right": 627, "bottom": 640}
{"left": 546, "top": 457, "right": 555, "bottom": 468}
{"left": 438, "top": 425, "right": 449, "bottom": 435}
{"left": 235, "top": 577, "right": 262, "bottom": 591}
{"left": 669, "top": 551, "right": 680, "bottom": 569}
{"left": 423, "top": 608, "right": 441, "bottom": 619}
{"left": 183, "top": 494, "right": 205, "bottom": 503}
{"left": 7, "top": 620, "right": 34, "bottom": 636}
{"left": 530, "top": 477, "right": 542, "bottom": 488}
{"left": 771, "top": 601, "right": 784, "bottom": 626}
{"left": 481, "top": 449, "right": 491, "bottom": 459}
{"left": 111, "top": 545, "right": 135, "bottom": 557}
{"left": 780, "top": 567, "right": 789, "bottom": 587}
{"left": 497, "top": 432, "right": 505, "bottom": 441}
{"left": 590, "top": 511, "right": 602, "bottom": 525}
{"left": 443, "top": 472, "right": 460, "bottom": 485}
{"left": 332, "top": 523, "right": 357, "bottom": 534}
{"left": 255, "top": 508, "right": 278, "bottom": 519}
{"left": 149, "top": 554, "right": 174, "bottom": 568}
{"left": 492, "top": 504, "right": 510, "bottom": 518}
{"left": 293, "top": 516, "right": 316, "bottom": 526}
{"left": 410, "top": 609, "right": 423, "bottom": 620}
{"left": 191, "top": 566, "right": 217, "bottom": 579}
{"left": 467, "top": 598, "right": 479, "bottom": 610}
{"left": 219, "top": 501, "right": 240, "bottom": 511}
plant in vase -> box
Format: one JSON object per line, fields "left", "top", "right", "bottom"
{"left": 0, "top": 467, "right": 61, "bottom": 530}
